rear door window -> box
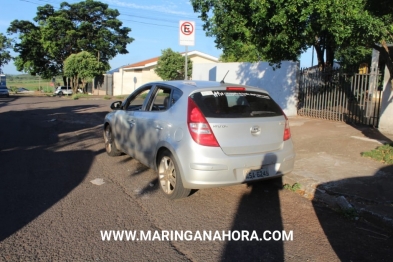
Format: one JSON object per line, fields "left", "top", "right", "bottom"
{"left": 147, "top": 86, "right": 183, "bottom": 111}
{"left": 190, "top": 90, "right": 283, "bottom": 118}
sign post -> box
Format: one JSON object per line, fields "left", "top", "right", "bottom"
{"left": 179, "top": 21, "right": 195, "bottom": 80}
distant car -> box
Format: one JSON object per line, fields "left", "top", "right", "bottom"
{"left": 17, "top": 87, "right": 34, "bottom": 93}
{"left": 103, "top": 80, "right": 295, "bottom": 199}
{"left": 54, "top": 86, "right": 73, "bottom": 96}
{"left": 0, "top": 86, "right": 10, "bottom": 97}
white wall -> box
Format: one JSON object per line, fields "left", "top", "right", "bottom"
{"left": 113, "top": 70, "right": 122, "bottom": 96}
{"left": 378, "top": 66, "right": 393, "bottom": 134}
{"left": 192, "top": 62, "right": 299, "bottom": 116}
{"left": 113, "top": 69, "right": 142, "bottom": 96}
{"left": 112, "top": 55, "right": 220, "bottom": 95}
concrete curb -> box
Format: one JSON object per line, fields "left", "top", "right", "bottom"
{"left": 283, "top": 174, "right": 393, "bottom": 233}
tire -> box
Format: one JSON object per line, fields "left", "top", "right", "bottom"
{"left": 58, "top": 91, "right": 63, "bottom": 96}
{"left": 103, "top": 125, "right": 122, "bottom": 156}
{"left": 157, "top": 150, "right": 191, "bottom": 199}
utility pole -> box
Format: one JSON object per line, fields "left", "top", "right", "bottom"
{"left": 185, "top": 46, "right": 188, "bottom": 80}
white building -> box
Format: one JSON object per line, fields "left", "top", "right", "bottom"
{"left": 111, "top": 51, "right": 218, "bottom": 96}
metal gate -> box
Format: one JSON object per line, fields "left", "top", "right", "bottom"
{"left": 297, "top": 68, "right": 382, "bottom": 127}
{"left": 93, "top": 74, "right": 113, "bottom": 95}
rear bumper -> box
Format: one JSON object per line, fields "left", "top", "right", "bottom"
{"left": 177, "top": 140, "right": 295, "bottom": 189}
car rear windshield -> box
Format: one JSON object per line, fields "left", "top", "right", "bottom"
{"left": 190, "top": 90, "right": 283, "bottom": 118}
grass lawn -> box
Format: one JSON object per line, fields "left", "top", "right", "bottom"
{"left": 361, "top": 143, "right": 393, "bottom": 164}
{"left": 7, "top": 79, "right": 56, "bottom": 93}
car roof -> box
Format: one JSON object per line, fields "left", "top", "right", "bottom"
{"left": 150, "top": 80, "right": 269, "bottom": 94}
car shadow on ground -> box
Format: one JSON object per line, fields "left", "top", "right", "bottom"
{"left": 220, "top": 154, "right": 285, "bottom": 261}
{"left": 312, "top": 164, "right": 393, "bottom": 260}
{"left": 350, "top": 122, "right": 393, "bottom": 144}
{"left": 221, "top": 178, "right": 285, "bottom": 261}
{"left": 0, "top": 100, "right": 106, "bottom": 241}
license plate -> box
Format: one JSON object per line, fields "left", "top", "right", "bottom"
{"left": 244, "top": 167, "right": 270, "bottom": 181}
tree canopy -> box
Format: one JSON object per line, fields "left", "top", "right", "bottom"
{"left": 155, "top": 48, "right": 192, "bottom": 80}
{"left": 191, "top": 0, "right": 393, "bottom": 73}
{"left": 0, "top": 33, "right": 12, "bottom": 74}
{"left": 64, "top": 51, "right": 109, "bottom": 92}
{"left": 7, "top": 0, "right": 133, "bottom": 79}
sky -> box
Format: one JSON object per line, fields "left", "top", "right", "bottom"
{"left": 0, "top": 0, "right": 314, "bottom": 75}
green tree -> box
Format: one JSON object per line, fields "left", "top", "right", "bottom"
{"left": 64, "top": 51, "right": 109, "bottom": 92}
{"left": 155, "top": 48, "right": 192, "bottom": 80}
{"left": 0, "top": 33, "right": 12, "bottom": 74}
{"left": 191, "top": 0, "right": 393, "bottom": 73}
{"left": 219, "top": 43, "right": 260, "bottom": 62}
{"left": 7, "top": 0, "right": 133, "bottom": 80}
{"left": 335, "top": 46, "right": 372, "bottom": 71}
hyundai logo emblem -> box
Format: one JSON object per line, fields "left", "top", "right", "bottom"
{"left": 250, "top": 126, "right": 261, "bottom": 134}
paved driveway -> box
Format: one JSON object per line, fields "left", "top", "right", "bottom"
{"left": 0, "top": 96, "right": 391, "bottom": 261}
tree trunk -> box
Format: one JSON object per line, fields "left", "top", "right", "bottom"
{"left": 72, "top": 76, "right": 79, "bottom": 93}
{"left": 314, "top": 43, "right": 325, "bottom": 70}
{"left": 62, "top": 76, "right": 67, "bottom": 86}
{"left": 373, "top": 42, "right": 393, "bottom": 83}
{"left": 325, "top": 45, "right": 335, "bottom": 69}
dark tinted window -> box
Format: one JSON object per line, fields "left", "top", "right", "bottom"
{"left": 171, "top": 88, "right": 183, "bottom": 105}
{"left": 0, "top": 86, "right": 7, "bottom": 90}
{"left": 190, "top": 90, "right": 283, "bottom": 118}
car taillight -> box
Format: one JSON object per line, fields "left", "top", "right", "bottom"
{"left": 187, "top": 97, "right": 219, "bottom": 147}
{"left": 283, "top": 114, "right": 291, "bottom": 141}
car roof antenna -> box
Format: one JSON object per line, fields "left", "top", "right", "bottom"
{"left": 220, "top": 70, "right": 229, "bottom": 84}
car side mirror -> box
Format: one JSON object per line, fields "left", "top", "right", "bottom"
{"left": 110, "top": 101, "right": 122, "bottom": 110}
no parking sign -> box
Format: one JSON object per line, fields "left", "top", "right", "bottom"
{"left": 179, "top": 21, "right": 195, "bottom": 46}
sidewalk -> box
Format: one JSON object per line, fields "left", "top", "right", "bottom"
{"left": 284, "top": 116, "right": 393, "bottom": 232}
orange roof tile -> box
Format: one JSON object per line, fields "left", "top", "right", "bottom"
{"left": 123, "top": 56, "right": 160, "bottom": 68}
{"left": 121, "top": 50, "right": 218, "bottom": 70}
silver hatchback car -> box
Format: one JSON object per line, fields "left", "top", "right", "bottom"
{"left": 103, "top": 81, "right": 295, "bottom": 199}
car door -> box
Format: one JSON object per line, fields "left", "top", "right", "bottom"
{"left": 131, "top": 85, "right": 174, "bottom": 168}
{"left": 114, "top": 85, "right": 154, "bottom": 158}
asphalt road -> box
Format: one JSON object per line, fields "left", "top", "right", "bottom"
{"left": 0, "top": 96, "right": 392, "bottom": 261}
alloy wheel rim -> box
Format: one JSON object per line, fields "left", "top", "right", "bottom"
{"left": 105, "top": 128, "right": 112, "bottom": 152}
{"left": 159, "top": 156, "right": 176, "bottom": 194}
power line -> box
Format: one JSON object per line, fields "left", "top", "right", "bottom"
{"left": 120, "top": 13, "right": 195, "bottom": 24}
{"left": 121, "top": 18, "right": 204, "bottom": 31}
{"left": 121, "top": 19, "right": 178, "bottom": 29}
{"left": 18, "top": 0, "right": 205, "bottom": 31}
{"left": 20, "top": 0, "right": 59, "bottom": 5}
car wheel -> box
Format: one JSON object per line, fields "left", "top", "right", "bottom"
{"left": 104, "top": 125, "right": 121, "bottom": 156}
{"left": 58, "top": 91, "right": 63, "bottom": 96}
{"left": 157, "top": 150, "right": 191, "bottom": 199}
